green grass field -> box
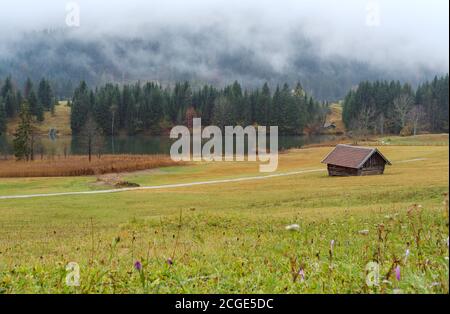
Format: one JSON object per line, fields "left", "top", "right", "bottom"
{"left": 0, "top": 139, "right": 448, "bottom": 293}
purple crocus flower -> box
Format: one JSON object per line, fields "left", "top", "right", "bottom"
{"left": 134, "top": 260, "right": 142, "bottom": 272}
{"left": 298, "top": 268, "right": 305, "bottom": 281}
{"left": 395, "top": 265, "right": 401, "bottom": 281}
{"left": 167, "top": 257, "right": 173, "bottom": 266}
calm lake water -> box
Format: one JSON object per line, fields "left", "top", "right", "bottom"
{"left": 0, "top": 134, "right": 341, "bottom": 156}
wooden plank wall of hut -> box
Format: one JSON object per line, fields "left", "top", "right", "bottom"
{"left": 360, "top": 154, "right": 386, "bottom": 175}
{"left": 327, "top": 164, "right": 359, "bottom": 176}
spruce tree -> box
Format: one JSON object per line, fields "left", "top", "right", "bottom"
{"left": 0, "top": 97, "right": 6, "bottom": 135}
{"left": 278, "top": 84, "right": 291, "bottom": 134}
{"left": 293, "top": 83, "right": 307, "bottom": 133}
{"left": 259, "top": 83, "right": 271, "bottom": 126}
{"left": 24, "top": 78, "right": 33, "bottom": 100}
{"left": 71, "top": 81, "right": 91, "bottom": 134}
{"left": 38, "top": 78, "right": 53, "bottom": 111}
{"left": 28, "top": 89, "right": 43, "bottom": 121}
{"left": 211, "top": 95, "right": 233, "bottom": 130}
{"left": 270, "top": 86, "right": 281, "bottom": 126}
{"left": 13, "top": 103, "right": 33, "bottom": 160}
{"left": 1, "top": 77, "right": 17, "bottom": 118}
{"left": 122, "top": 84, "right": 137, "bottom": 134}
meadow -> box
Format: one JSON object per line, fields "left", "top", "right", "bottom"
{"left": 0, "top": 138, "right": 448, "bottom": 293}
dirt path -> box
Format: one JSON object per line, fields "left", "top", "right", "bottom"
{"left": 0, "top": 168, "right": 326, "bottom": 200}
{"left": 0, "top": 158, "right": 427, "bottom": 200}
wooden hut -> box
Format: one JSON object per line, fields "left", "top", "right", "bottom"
{"left": 321, "top": 144, "right": 391, "bottom": 176}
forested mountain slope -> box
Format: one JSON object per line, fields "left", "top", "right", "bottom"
{"left": 0, "top": 28, "right": 442, "bottom": 100}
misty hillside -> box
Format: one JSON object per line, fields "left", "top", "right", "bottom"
{"left": 0, "top": 28, "right": 442, "bottom": 100}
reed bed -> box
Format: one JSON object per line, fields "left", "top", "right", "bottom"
{"left": 0, "top": 154, "right": 182, "bottom": 177}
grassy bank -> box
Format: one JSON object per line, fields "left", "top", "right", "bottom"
{"left": 375, "top": 134, "right": 449, "bottom": 146}
{"left": 6, "top": 101, "right": 72, "bottom": 136}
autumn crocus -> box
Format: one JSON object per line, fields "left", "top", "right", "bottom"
{"left": 298, "top": 268, "right": 305, "bottom": 282}
{"left": 134, "top": 260, "right": 142, "bottom": 272}
{"left": 167, "top": 257, "right": 173, "bottom": 266}
{"left": 134, "top": 260, "right": 147, "bottom": 292}
{"left": 395, "top": 265, "right": 401, "bottom": 281}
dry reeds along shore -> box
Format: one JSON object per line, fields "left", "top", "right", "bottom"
{"left": 0, "top": 154, "right": 181, "bottom": 177}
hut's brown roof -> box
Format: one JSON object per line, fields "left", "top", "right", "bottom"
{"left": 321, "top": 144, "right": 391, "bottom": 169}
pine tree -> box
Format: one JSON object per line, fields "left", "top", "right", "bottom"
{"left": 293, "top": 83, "right": 307, "bottom": 133}
{"left": 240, "top": 90, "right": 252, "bottom": 126}
{"left": 38, "top": 78, "right": 53, "bottom": 111}
{"left": 24, "top": 78, "right": 33, "bottom": 100}
{"left": 93, "top": 83, "right": 119, "bottom": 135}
{"left": 1, "top": 77, "right": 18, "bottom": 118}
{"left": 131, "top": 82, "right": 144, "bottom": 133}
{"left": 28, "top": 89, "right": 44, "bottom": 121}
{"left": 71, "top": 81, "right": 91, "bottom": 134}
{"left": 278, "top": 83, "right": 292, "bottom": 134}
{"left": 211, "top": 95, "right": 233, "bottom": 130}
{"left": 139, "top": 83, "right": 164, "bottom": 132}
{"left": 0, "top": 97, "right": 6, "bottom": 135}
{"left": 270, "top": 85, "right": 281, "bottom": 126}
{"left": 122, "top": 84, "right": 137, "bottom": 134}
{"left": 195, "top": 85, "right": 217, "bottom": 125}
{"left": 170, "top": 82, "right": 192, "bottom": 124}
{"left": 13, "top": 103, "right": 33, "bottom": 160}
{"left": 16, "top": 90, "right": 23, "bottom": 111}
{"left": 149, "top": 85, "right": 164, "bottom": 132}
{"left": 229, "top": 81, "right": 243, "bottom": 124}
{"left": 259, "top": 83, "right": 271, "bottom": 126}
